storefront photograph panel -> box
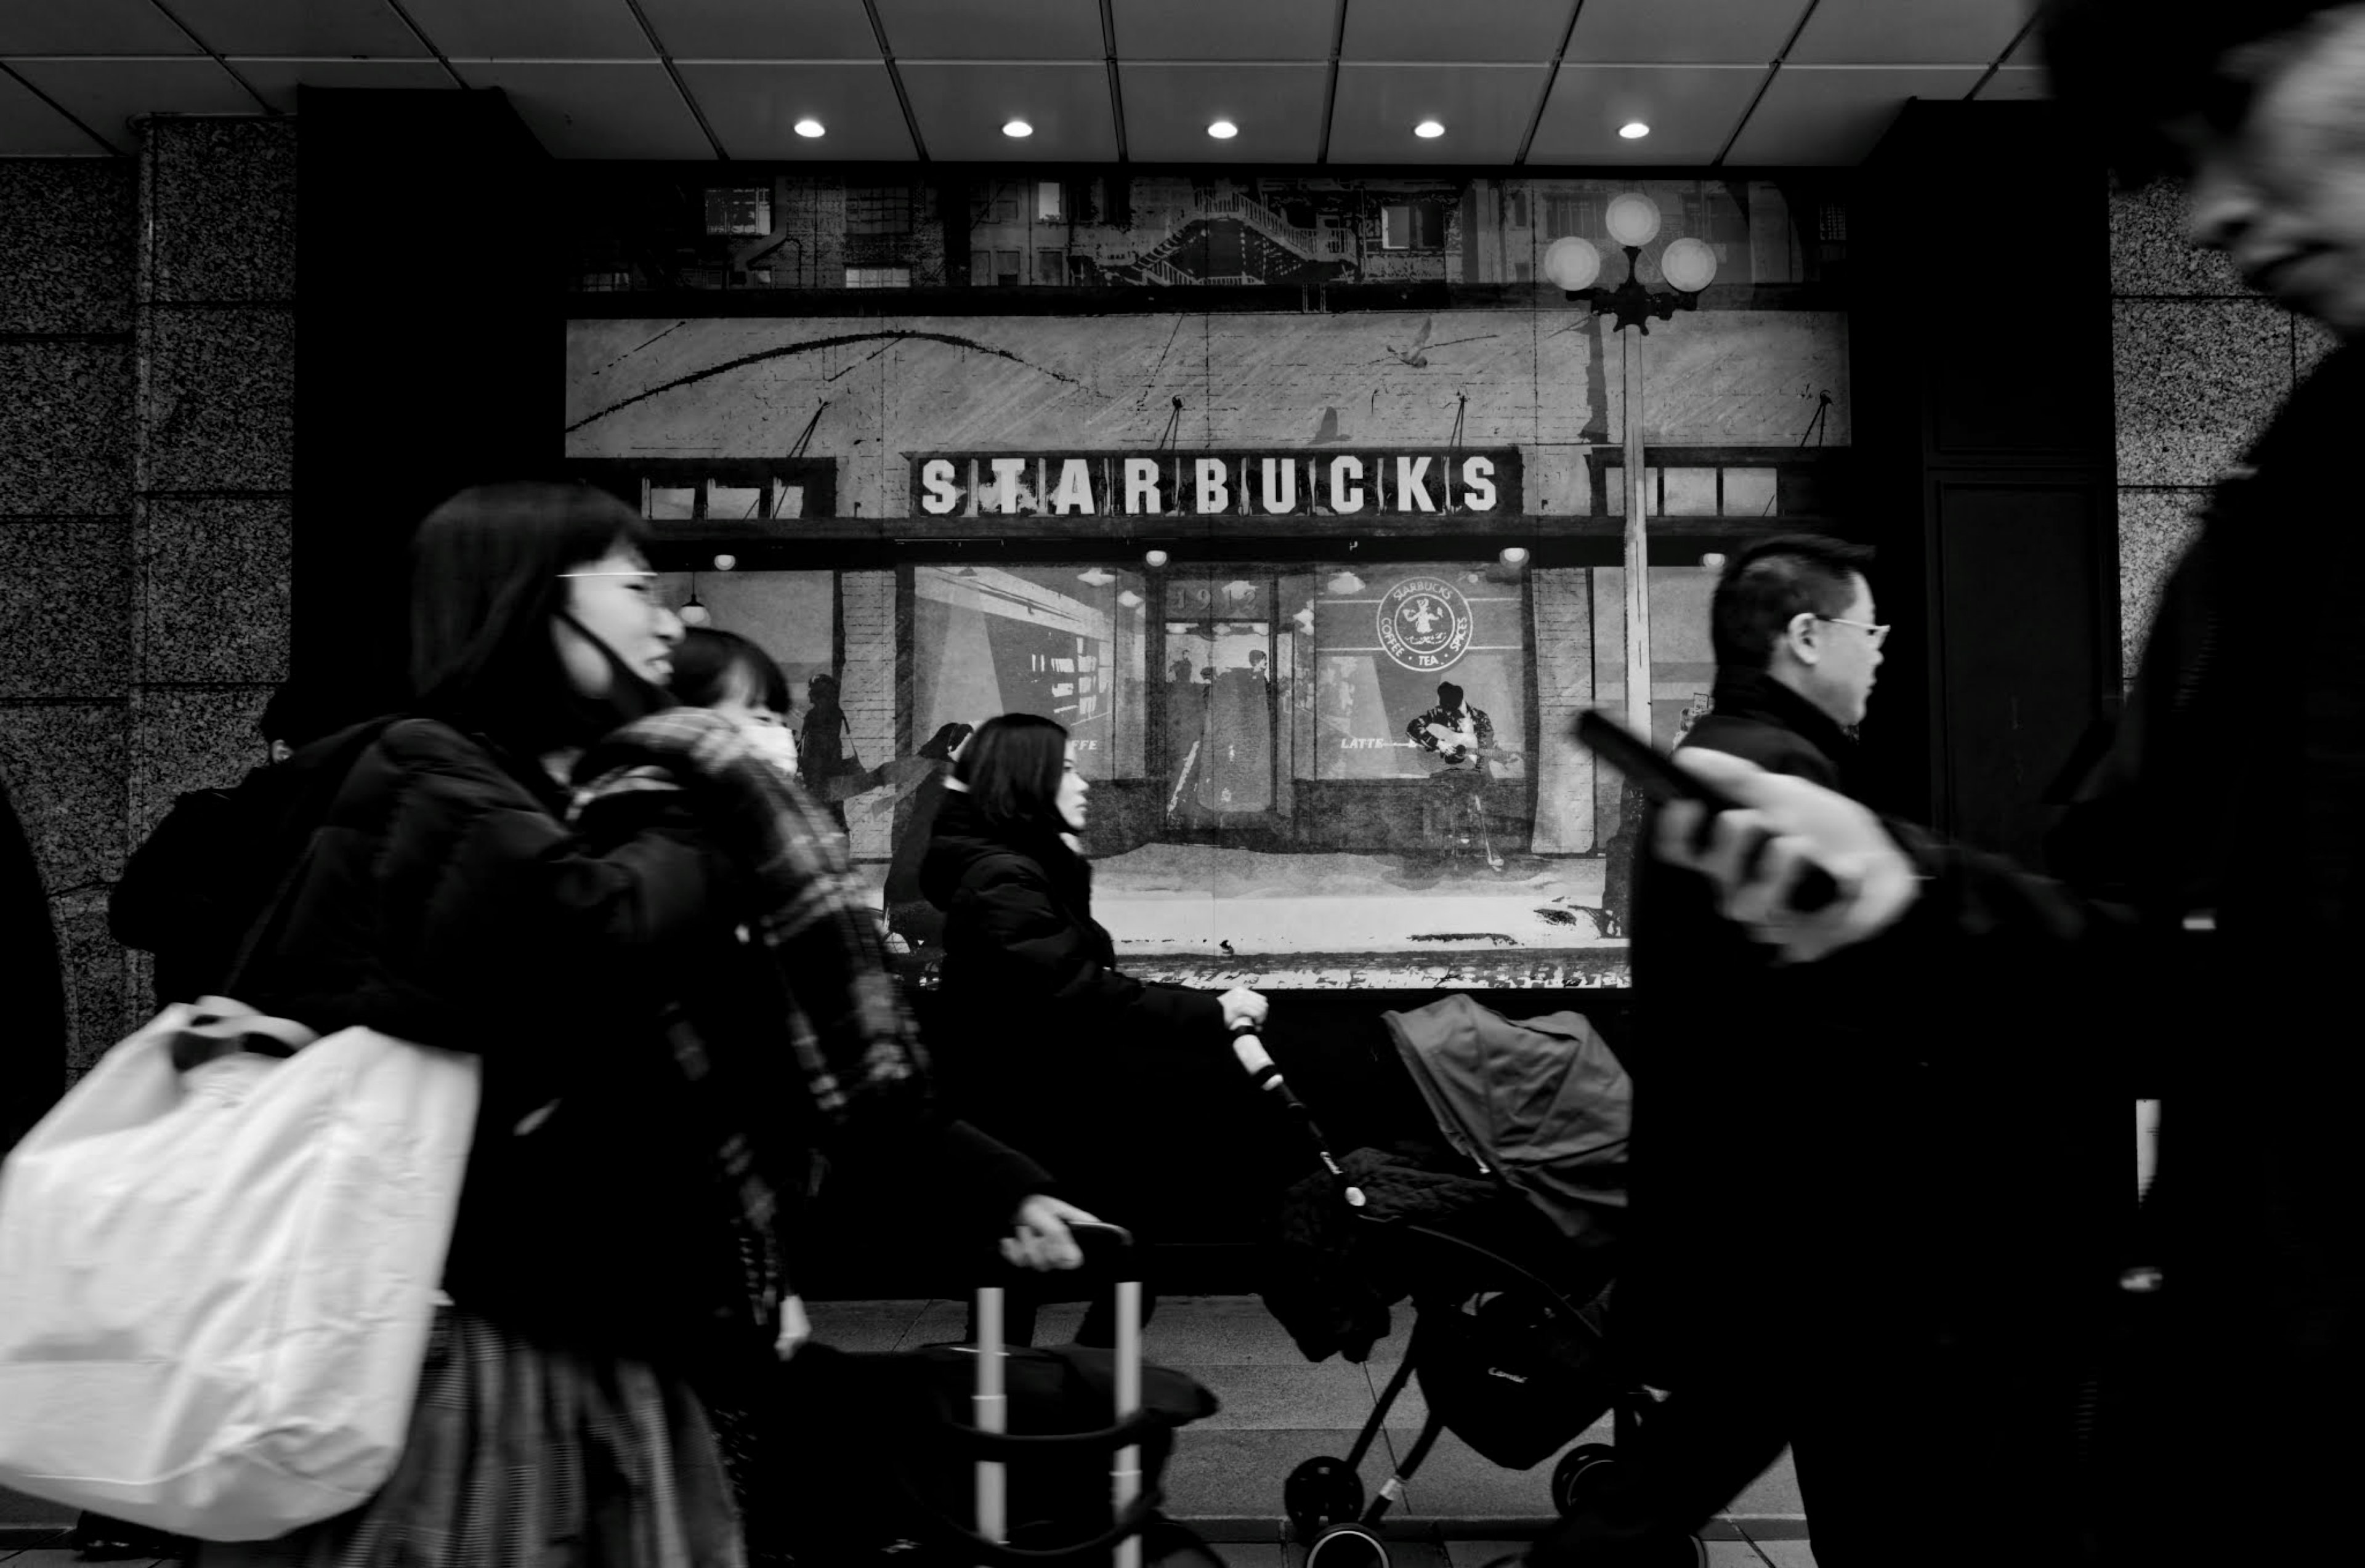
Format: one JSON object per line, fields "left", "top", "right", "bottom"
{"left": 564, "top": 175, "right": 1851, "bottom": 984}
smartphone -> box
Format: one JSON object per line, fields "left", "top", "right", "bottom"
{"left": 1574, "top": 709, "right": 1840, "bottom": 913}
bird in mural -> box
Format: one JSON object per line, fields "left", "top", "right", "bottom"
{"left": 1375, "top": 317, "right": 1500, "bottom": 370}
{"left": 1311, "top": 405, "right": 1343, "bottom": 442}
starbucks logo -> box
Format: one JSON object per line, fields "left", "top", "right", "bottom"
{"left": 1377, "top": 576, "right": 1473, "bottom": 672}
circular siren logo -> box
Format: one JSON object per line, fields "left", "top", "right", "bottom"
{"left": 1377, "top": 576, "right": 1474, "bottom": 672}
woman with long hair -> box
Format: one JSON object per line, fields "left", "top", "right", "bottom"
{"left": 920, "top": 713, "right": 1267, "bottom": 1347}
{"left": 668, "top": 626, "right": 799, "bottom": 775}
{"left": 211, "top": 484, "right": 1090, "bottom": 1567}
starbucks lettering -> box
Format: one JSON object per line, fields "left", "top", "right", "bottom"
{"left": 912, "top": 448, "right": 1519, "bottom": 519}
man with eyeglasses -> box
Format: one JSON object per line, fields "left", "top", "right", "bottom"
{"left": 1601, "top": 6, "right": 2365, "bottom": 1564}
{"left": 1537, "top": 534, "right": 2055, "bottom": 1568}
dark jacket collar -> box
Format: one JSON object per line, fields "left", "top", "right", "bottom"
{"left": 1705, "top": 668, "right": 1858, "bottom": 780}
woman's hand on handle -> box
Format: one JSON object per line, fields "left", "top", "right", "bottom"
{"left": 1002, "top": 1194, "right": 1096, "bottom": 1271}
{"left": 1219, "top": 987, "right": 1268, "bottom": 1033}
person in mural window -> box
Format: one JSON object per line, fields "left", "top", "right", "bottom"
{"left": 795, "top": 671, "right": 856, "bottom": 831}
{"left": 1199, "top": 646, "right": 1274, "bottom": 813}
{"left": 1598, "top": 691, "right": 1714, "bottom": 939}
{"left": 204, "top": 483, "right": 1091, "bottom": 1568}
{"left": 883, "top": 721, "right": 976, "bottom": 953}
{"left": 1405, "top": 679, "right": 1502, "bottom": 870}
{"left": 1540, "top": 9, "right": 2365, "bottom": 1562}
{"left": 1163, "top": 658, "right": 1208, "bottom": 818}
{"left": 108, "top": 679, "right": 348, "bottom": 1013}
{"left": 922, "top": 714, "right": 1270, "bottom": 1349}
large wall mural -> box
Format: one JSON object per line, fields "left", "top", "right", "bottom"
{"left": 562, "top": 172, "right": 1852, "bottom": 987}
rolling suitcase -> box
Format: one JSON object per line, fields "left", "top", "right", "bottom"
{"left": 778, "top": 1222, "right": 1223, "bottom": 1566}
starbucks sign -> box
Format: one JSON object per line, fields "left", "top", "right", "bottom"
{"left": 1377, "top": 576, "right": 1473, "bottom": 673}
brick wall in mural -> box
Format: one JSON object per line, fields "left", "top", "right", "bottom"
{"left": 563, "top": 172, "right": 1851, "bottom": 987}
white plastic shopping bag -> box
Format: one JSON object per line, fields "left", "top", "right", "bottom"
{"left": 0, "top": 998, "right": 479, "bottom": 1540}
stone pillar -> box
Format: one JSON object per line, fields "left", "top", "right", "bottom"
{"left": 839, "top": 569, "right": 897, "bottom": 860}
{"left": 0, "top": 158, "right": 137, "bottom": 1086}
{"left": 124, "top": 118, "right": 297, "bottom": 1047}
{"left": 1527, "top": 567, "right": 1595, "bottom": 854}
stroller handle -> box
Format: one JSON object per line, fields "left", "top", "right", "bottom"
{"left": 1229, "top": 1032, "right": 1365, "bottom": 1208}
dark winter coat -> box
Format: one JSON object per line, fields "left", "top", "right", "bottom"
{"left": 110, "top": 762, "right": 305, "bottom": 1008}
{"left": 918, "top": 788, "right": 1226, "bottom": 1197}
{"left": 231, "top": 715, "right": 1046, "bottom": 1369}
{"left": 1624, "top": 669, "right": 2123, "bottom": 1379}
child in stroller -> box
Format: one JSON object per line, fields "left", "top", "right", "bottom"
{"left": 1241, "top": 995, "right": 1707, "bottom": 1568}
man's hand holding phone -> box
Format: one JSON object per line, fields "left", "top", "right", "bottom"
{"left": 1651, "top": 748, "right": 1922, "bottom": 961}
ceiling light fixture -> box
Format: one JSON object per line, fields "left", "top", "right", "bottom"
{"left": 1413, "top": 119, "right": 1445, "bottom": 139}
{"left": 1618, "top": 121, "right": 1650, "bottom": 140}
{"left": 1002, "top": 118, "right": 1033, "bottom": 138}
{"left": 793, "top": 118, "right": 825, "bottom": 139}
{"left": 1207, "top": 119, "right": 1238, "bottom": 140}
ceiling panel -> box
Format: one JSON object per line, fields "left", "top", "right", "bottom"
{"left": 1342, "top": 0, "right": 1577, "bottom": 62}
{"left": 897, "top": 61, "right": 1117, "bottom": 160}
{"left": 1567, "top": 0, "right": 1800, "bottom": 65}
{"left": 448, "top": 60, "right": 712, "bottom": 158}
{"left": 9, "top": 59, "right": 261, "bottom": 155}
{"left": 1790, "top": 0, "right": 2027, "bottom": 65}
{"left": 1724, "top": 64, "right": 1984, "bottom": 164}
{"left": 1108, "top": 0, "right": 1335, "bottom": 60}
{"left": 0, "top": 68, "right": 109, "bottom": 154}
{"left": 873, "top": 0, "right": 1104, "bottom": 61}
{"left": 676, "top": 62, "right": 915, "bottom": 158}
{"left": 1972, "top": 67, "right": 2049, "bottom": 101}
{"left": 400, "top": 0, "right": 651, "bottom": 60}
{"left": 169, "top": 0, "right": 427, "bottom": 59}
{"left": 232, "top": 59, "right": 457, "bottom": 115}
{"left": 1327, "top": 63, "right": 1549, "bottom": 165}
{"left": 1117, "top": 63, "right": 1325, "bottom": 163}
{"left": 0, "top": 1, "right": 198, "bottom": 55}
{"left": 1530, "top": 64, "right": 1763, "bottom": 165}
{"left": 2002, "top": 23, "right": 2045, "bottom": 68}
{"left": 637, "top": 0, "right": 882, "bottom": 60}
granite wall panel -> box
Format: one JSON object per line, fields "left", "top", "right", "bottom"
{"left": 127, "top": 684, "right": 273, "bottom": 843}
{"left": 138, "top": 305, "right": 297, "bottom": 494}
{"left": 0, "top": 160, "right": 136, "bottom": 334}
{"left": 0, "top": 702, "right": 128, "bottom": 897}
{"left": 2116, "top": 488, "right": 2209, "bottom": 681}
{"left": 2111, "top": 300, "right": 2290, "bottom": 488}
{"left": 0, "top": 342, "right": 134, "bottom": 515}
{"left": 136, "top": 497, "right": 292, "bottom": 684}
{"left": 142, "top": 119, "right": 297, "bottom": 306}
{"left": 0, "top": 517, "right": 131, "bottom": 699}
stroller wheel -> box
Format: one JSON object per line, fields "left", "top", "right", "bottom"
{"left": 1304, "top": 1523, "right": 1389, "bottom": 1567}
{"left": 1551, "top": 1442, "right": 1620, "bottom": 1516}
{"left": 1285, "top": 1455, "right": 1366, "bottom": 1538}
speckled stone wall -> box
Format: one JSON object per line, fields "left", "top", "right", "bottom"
{"left": 0, "top": 118, "right": 293, "bottom": 1088}
{"left": 2110, "top": 179, "right": 2331, "bottom": 687}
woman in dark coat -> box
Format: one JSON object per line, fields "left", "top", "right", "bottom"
{"left": 920, "top": 713, "right": 1268, "bottom": 1346}
{"left": 209, "top": 485, "right": 1090, "bottom": 1568}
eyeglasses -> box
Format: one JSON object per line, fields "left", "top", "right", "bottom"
{"left": 1815, "top": 615, "right": 1890, "bottom": 649}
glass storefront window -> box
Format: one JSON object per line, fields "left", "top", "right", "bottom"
{"left": 913, "top": 564, "right": 1148, "bottom": 781}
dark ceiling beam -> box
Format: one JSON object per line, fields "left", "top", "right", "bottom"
{"left": 861, "top": 0, "right": 929, "bottom": 161}
{"left": 1099, "top": 0, "right": 1128, "bottom": 161}
{"left": 1316, "top": 0, "right": 1349, "bottom": 164}
{"left": 1514, "top": 0, "right": 1587, "bottom": 166}
{"left": 1714, "top": 0, "right": 1824, "bottom": 166}
{"left": 145, "top": 0, "right": 275, "bottom": 114}
{"left": 621, "top": 0, "right": 730, "bottom": 160}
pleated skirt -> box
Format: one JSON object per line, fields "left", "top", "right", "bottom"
{"left": 194, "top": 1306, "right": 745, "bottom": 1568}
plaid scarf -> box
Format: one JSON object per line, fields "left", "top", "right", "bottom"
{"left": 568, "top": 708, "right": 932, "bottom": 1333}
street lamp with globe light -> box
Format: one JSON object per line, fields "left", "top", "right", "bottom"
{"left": 1554, "top": 192, "right": 1720, "bottom": 741}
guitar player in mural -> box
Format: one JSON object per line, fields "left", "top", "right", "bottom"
{"left": 1405, "top": 679, "right": 1502, "bottom": 871}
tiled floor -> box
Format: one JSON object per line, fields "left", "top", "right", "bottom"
{"left": 808, "top": 1293, "right": 1814, "bottom": 1559}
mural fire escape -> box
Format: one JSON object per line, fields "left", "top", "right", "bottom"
{"left": 1126, "top": 193, "right": 1349, "bottom": 288}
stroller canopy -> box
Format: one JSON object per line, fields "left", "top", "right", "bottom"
{"left": 1381, "top": 993, "right": 1630, "bottom": 1245}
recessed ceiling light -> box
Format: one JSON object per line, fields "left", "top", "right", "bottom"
{"left": 1208, "top": 119, "right": 1238, "bottom": 139}
{"left": 1413, "top": 119, "right": 1445, "bottom": 139}
{"left": 1619, "top": 121, "right": 1650, "bottom": 140}
{"left": 1002, "top": 118, "right": 1033, "bottom": 138}
{"left": 793, "top": 118, "right": 825, "bottom": 139}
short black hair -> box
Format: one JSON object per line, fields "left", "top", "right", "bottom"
{"left": 408, "top": 481, "right": 665, "bottom": 752}
{"left": 1712, "top": 534, "right": 1874, "bottom": 673}
{"left": 918, "top": 721, "right": 974, "bottom": 762}
{"left": 2041, "top": 0, "right": 2356, "bottom": 179}
{"left": 1436, "top": 681, "right": 1465, "bottom": 708}
{"left": 952, "top": 714, "right": 1069, "bottom": 839}
{"left": 669, "top": 627, "right": 788, "bottom": 714}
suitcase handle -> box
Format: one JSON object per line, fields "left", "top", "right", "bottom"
{"left": 991, "top": 1218, "right": 1135, "bottom": 1295}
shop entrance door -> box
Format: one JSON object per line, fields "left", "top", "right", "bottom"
{"left": 1159, "top": 572, "right": 1287, "bottom": 836}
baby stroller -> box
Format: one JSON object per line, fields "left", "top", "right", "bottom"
{"left": 1236, "top": 996, "right": 1705, "bottom": 1568}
